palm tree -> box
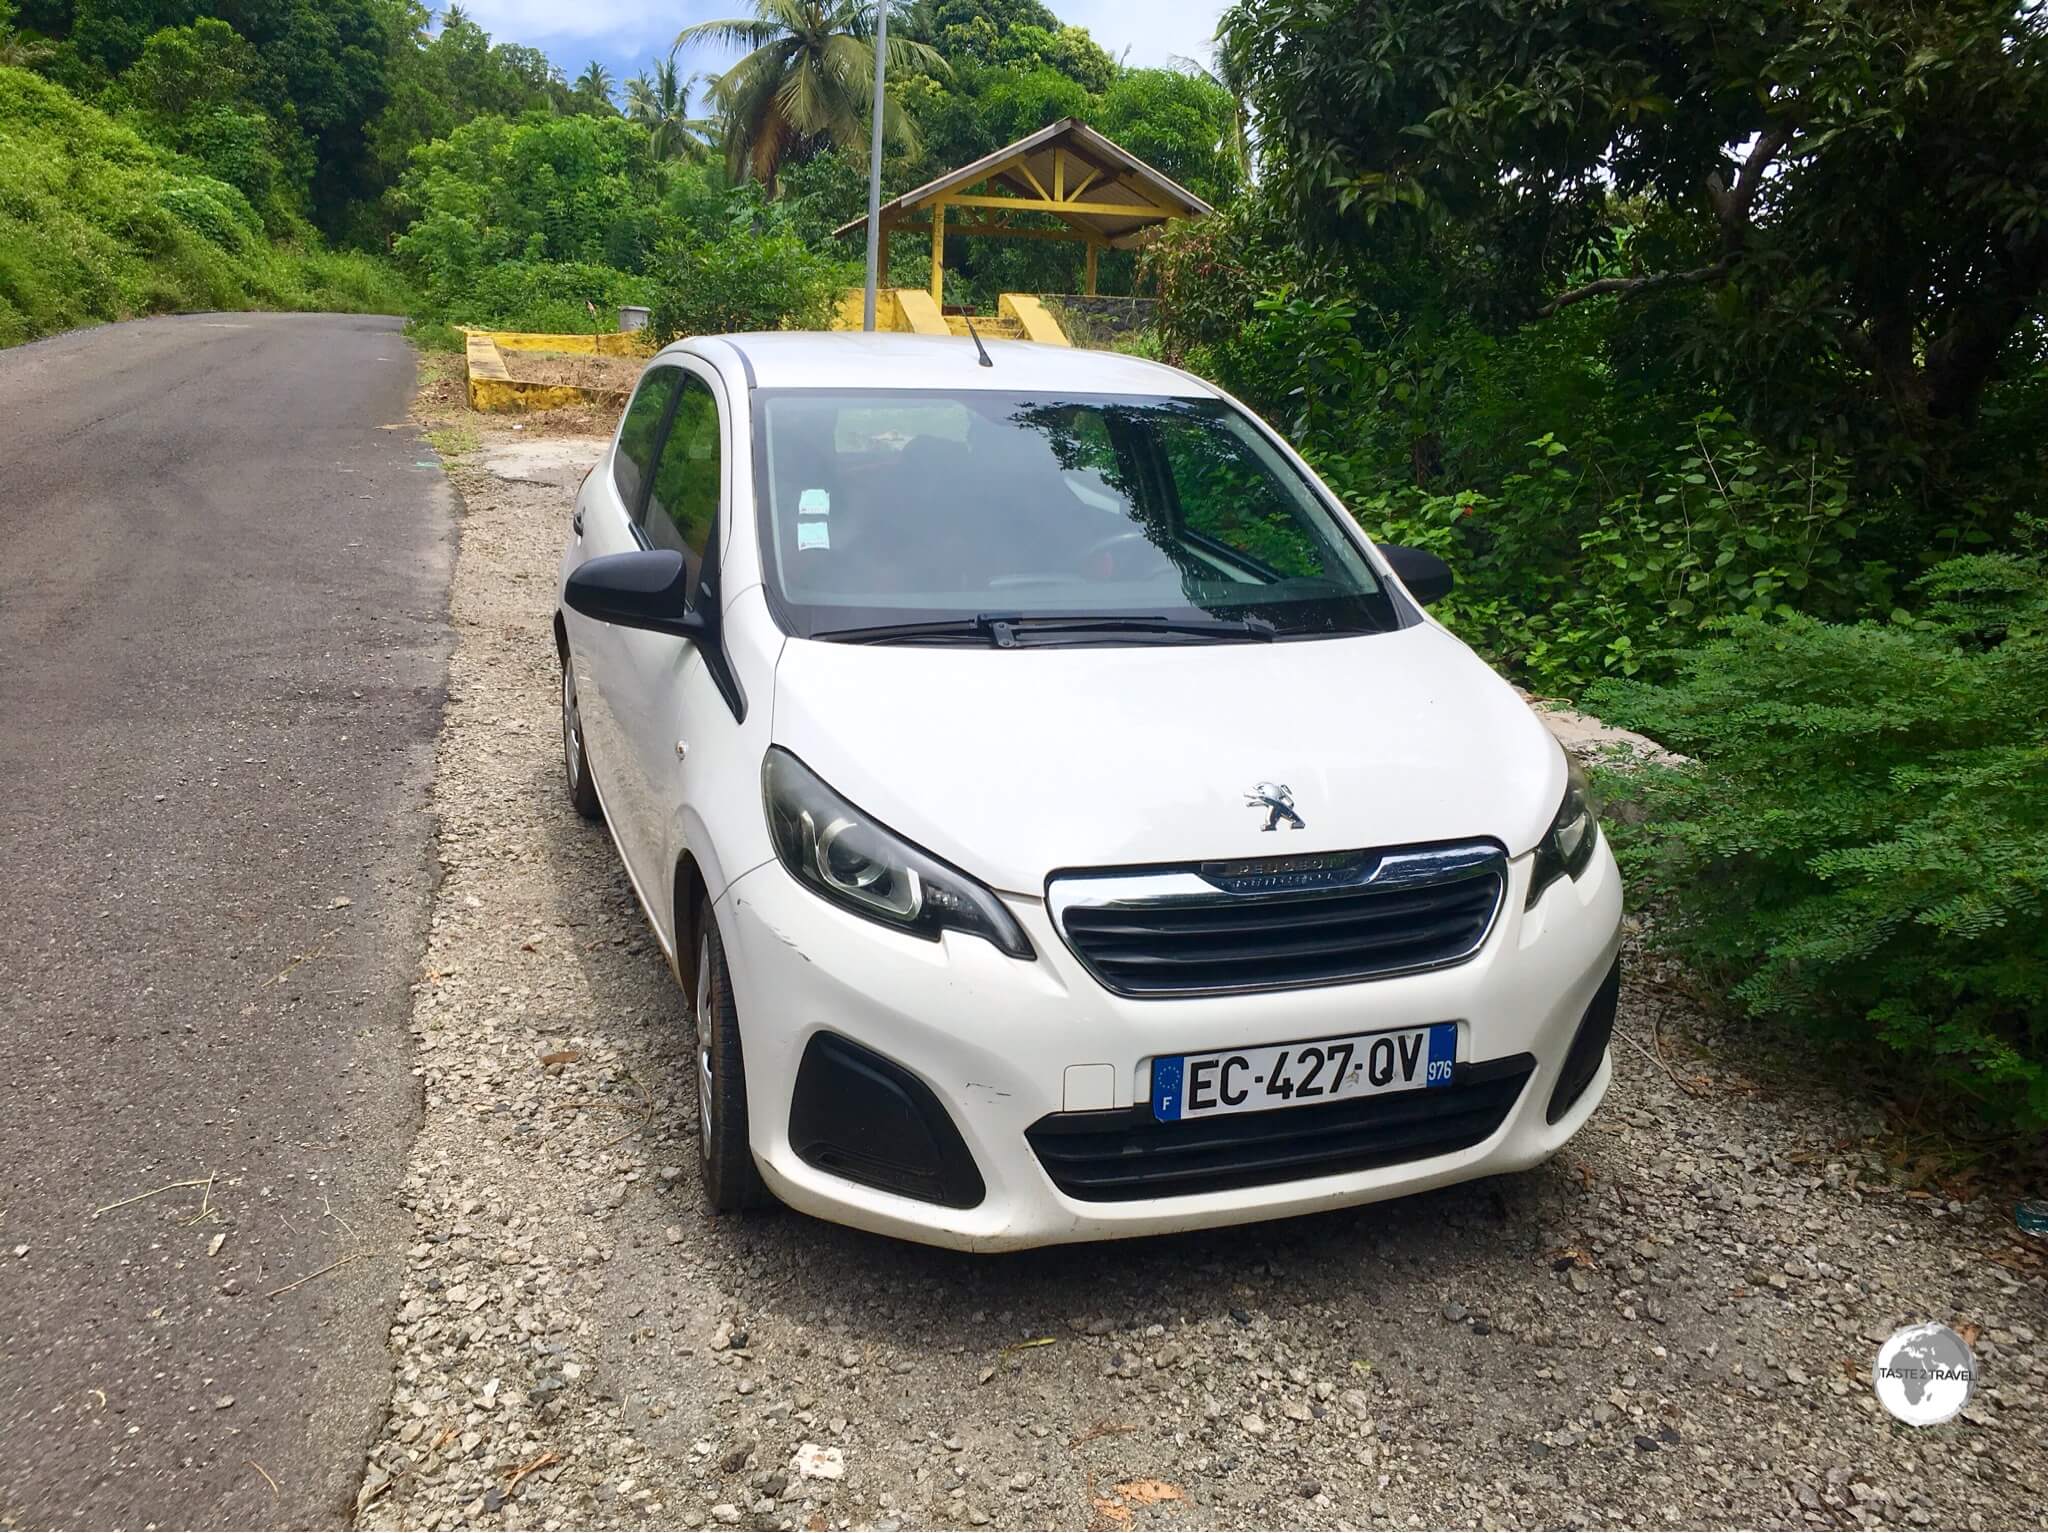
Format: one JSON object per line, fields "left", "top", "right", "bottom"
{"left": 678, "top": 0, "right": 945, "bottom": 187}
{"left": 1172, "top": 35, "right": 1254, "bottom": 180}
{"left": 573, "top": 60, "right": 617, "bottom": 113}
{"left": 625, "top": 51, "right": 720, "bottom": 163}
{"left": 0, "top": 0, "right": 54, "bottom": 68}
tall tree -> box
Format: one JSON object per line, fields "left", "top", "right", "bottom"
{"left": 625, "top": 49, "right": 717, "bottom": 162}
{"left": 1168, "top": 39, "right": 1251, "bottom": 181}
{"left": 1219, "top": 0, "right": 2048, "bottom": 433}
{"left": 572, "top": 57, "right": 614, "bottom": 112}
{"left": 0, "top": 0, "right": 55, "bottom": 66}
{"left": 678, "top": 0, "right": 944, "bottom": 186}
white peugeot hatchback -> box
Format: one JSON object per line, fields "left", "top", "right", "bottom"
{"left": 555, "top": 332, "right": 1622, "bottom": 1250}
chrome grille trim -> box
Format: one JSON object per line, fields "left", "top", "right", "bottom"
{"left": 1048, "top": 840, "right": 1508, "bottom": 998}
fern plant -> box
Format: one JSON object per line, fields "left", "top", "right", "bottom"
{"left": 1587, "top": 556, "right": 2048, "bottom": 1131}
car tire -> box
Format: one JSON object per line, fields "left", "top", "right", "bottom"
{"left": 695, "top": 914, "right": 770, "bottom": 1212}
{"left": 560, "top": 655, "right": 602, "bottom": 821}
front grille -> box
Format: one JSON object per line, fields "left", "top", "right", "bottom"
{"left": 1049, "top": 841, "right": 1507, "bottom": 997}
{"left": 1027, "top": 1055, "right": 1534, "bottom": 1201}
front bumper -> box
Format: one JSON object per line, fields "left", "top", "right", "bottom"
{"left": 716, "top": 837, "right": 1623, "bottom": 1251}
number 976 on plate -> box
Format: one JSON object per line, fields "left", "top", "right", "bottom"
{"left": 1151, "top": 1022, "right": 1457, "bottom": 1123}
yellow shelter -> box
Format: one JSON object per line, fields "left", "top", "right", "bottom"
{"left": 833, "top": 117, "right": 1214, "bottom": 312}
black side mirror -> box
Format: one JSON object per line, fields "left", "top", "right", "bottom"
{"left": 564, "top": 547, "right": 747, "bottom": 722}
{"left": 564, "top": 549, "right": 709, "bottom": 639}
{"left": 1377, "top": 544, "right": 1454, "bottom": 606}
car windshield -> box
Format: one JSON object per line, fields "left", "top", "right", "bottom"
{"left": 754, "top": 390, "right": 1405, "bottom": 642}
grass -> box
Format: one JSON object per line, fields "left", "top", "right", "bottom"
{"left": 423, "top": 423, "right": 480, "bottom": 459}
{"left": 0, "top": 65, "right": 415, "bottom": 349}
{"left": 404, "top": 318, "right": 467, "bottom": 353}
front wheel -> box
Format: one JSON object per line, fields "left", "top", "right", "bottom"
{"left": 695, "top": 916, "right": 770, "bottom": 1212}
{"left": 560, "top": 656, "right": 601, "bottom": 821}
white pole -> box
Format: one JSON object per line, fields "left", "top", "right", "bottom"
{"left": 861, "top": 1, "right": 888, "bottom": 331}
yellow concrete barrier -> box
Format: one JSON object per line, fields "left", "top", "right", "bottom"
{"left": 464, "top": 331, "right": 632, "bottom": 414}
{"left": 828, "top": 288, "right": 953, "bottom": 335}
{"left": 480, "top": 329, "right": 653, "bottom": 357}
{"left": 998, "top": 293, "right": 1071, "bottom": 346}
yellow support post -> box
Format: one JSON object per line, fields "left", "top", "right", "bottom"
{"left": 930, "top": 200, "right": 946, "bottom": 308}
{"left": 1085, "top": 241, "right": 1098, "bottom": 296}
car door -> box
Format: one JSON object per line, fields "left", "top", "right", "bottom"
{"left": 567, "top": 363, "right": 681, "bottom": 841}
{"left": 603, "top": 362, "right": 728, "bottom": 903}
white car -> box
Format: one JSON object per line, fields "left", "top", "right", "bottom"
{"left": 555, "top": 332, "right": 1622, "bottom": 1251}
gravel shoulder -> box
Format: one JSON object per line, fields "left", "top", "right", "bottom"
{"left": 357, "top": 399, "right": 2047, "bottom": 1533}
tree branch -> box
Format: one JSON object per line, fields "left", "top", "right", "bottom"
{"left": 1704, "top": 123, "right": 1792, "bottom": 239}
{"left": 1542, "top": 122, "right": 1793, "bottom": 319}
{"left": 1538, "top": 258, "right": 1731, "bottom": 317}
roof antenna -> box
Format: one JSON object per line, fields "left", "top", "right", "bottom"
{"left": 963, "top": 316, "right": 995, "bottom": 368}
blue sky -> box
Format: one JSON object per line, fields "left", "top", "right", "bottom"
{"left": 455, "top": 1, "right": 1232, "bottom": 102}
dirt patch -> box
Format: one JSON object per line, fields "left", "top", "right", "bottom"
{"left": 505, "top": 350, "right": 645, "bottom": 393}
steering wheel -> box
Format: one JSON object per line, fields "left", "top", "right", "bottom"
{"left": 1079, "top": 530, "right": 1158, "bottom": 580}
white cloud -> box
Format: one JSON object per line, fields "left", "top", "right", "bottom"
{"left": 454, "top": 0, "right": 1232, "bottom": 76}
{"left": 1059, "top": 0, "right": 1230, "bottom": 71}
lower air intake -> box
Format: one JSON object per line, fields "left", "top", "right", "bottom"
{"left": 1026, "top": 1055, "right": 1533, "bottom": 1202}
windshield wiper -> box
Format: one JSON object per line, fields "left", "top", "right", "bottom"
{"left": 995, "top": 614, "right": 1277, "bottom": 644}
{"left": 812, "top": 613, "right": 1277, "bottom": 647}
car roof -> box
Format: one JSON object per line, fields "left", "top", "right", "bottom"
{"left": 676, "top": 331, "right": 1221, "bottom": 398}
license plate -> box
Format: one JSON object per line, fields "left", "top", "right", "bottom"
{"left": 1151, "top": 1022, "right": 1457, "bottom": 1122}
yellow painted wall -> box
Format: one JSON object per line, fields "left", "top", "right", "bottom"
{"left": 829, "top": 288, "right": 952, "bottom": 335}
{"left": 475, "top": 328, "right": 652, "bottom": 357}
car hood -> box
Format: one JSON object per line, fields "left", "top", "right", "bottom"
{"left": 769, "top": 623, "right": 1565, "bottom": 895}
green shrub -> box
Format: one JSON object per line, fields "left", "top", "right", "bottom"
{"left": 647, "top": 228, "right": 855, "bottom": 342}
{"left": 1587, "top": 556, "right": 2048, "bottom": 1132}
{"left": 434, "top": 259, "right": 652, "bottom": 335}
{"left": 159, "top": 174, "right": 262, "bottom": 252}
{"left": 403, "top": 317, "right": 466, "bottom": 352}
{"left": 391, "top": 113, "right": 664, "bottom": 300}
{"left": 1356, "top": 415, "right": 1899, "bottom": 692}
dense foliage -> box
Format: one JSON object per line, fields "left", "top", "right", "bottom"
{"left": 0, "top": 62, "right": 406, "bottom": 344}
{"left": 1220, "top": 0, "right": 2048, "bottom": 437}
{"left": 392, "top": 113, "right": 664, "bottom": 310}
{"left": 648, "top": 221, "right": 855, "bottom": 342}
{"left": 1587, "top": 557, "right": 2048, "bottom": 1130}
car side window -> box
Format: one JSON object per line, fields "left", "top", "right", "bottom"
{"left": 644, "top": 371, "right": 721, "bottom": 586}
{"left": 613, "top": 366, "right": 679, "bottom": 516}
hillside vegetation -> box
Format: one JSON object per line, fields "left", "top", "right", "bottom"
{"left": 0, "top": 65, "right": 408, "bottom": 345}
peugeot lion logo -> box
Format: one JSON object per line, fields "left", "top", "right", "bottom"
{"left": 1246, "top": 782, "right": 1305, "bottom": 832}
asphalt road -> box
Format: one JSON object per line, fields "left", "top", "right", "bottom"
{"left": 0, "top": 314, "right": 453, "bottom": 1528}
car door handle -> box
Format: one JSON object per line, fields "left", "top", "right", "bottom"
{"left": 572, "top": 508, "right": 584, "bottom": 536}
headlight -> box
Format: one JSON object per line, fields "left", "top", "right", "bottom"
{"left": 761, "top": 748, "right": 1034, "bottom": 959}
{"left": 1526, "top": 751, "right": 1600, "bottom": 907}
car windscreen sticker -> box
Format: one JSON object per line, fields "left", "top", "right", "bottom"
{"left": 798, "top": 487, "right": 830, "bottom": 517}
{"left": 797, "top": 520, "right": 831, "bottom": 551}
